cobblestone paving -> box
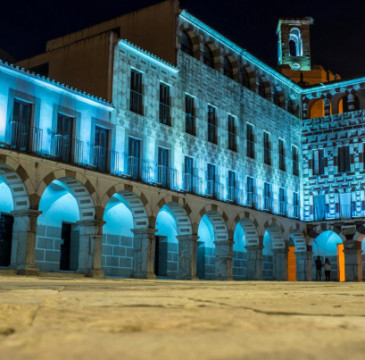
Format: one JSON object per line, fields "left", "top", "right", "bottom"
{"left": 0, "top": 276, "right": 365, "bottom": 359}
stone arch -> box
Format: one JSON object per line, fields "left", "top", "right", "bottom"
{"left": 0, "top": 161, "right": 30, "bottom": 211}
{"left": 194, "top": 204, "right": 229, "bottom": 235}
{"left": 153, "top": 195, "right": 192, "bottom": 235}
{"left": 240, "top": 65, "right": 255, "bottom": 90}
{"left": 289, "top": 230, "right": 307, "bottom": 252}
{"left": 273, "top": 85, "right": 285, "bottom": 108}
{"left": 257, "top": 76, "right": 271, "bottom": 100}
{"left": 233, "top": 213, "right": 260, "bottom": 247}
{"left": 308, "top": 223, "right": 345, "bottom": 244}
{"left": 223, "top": 53, "right": 238, "bottom": 80}
{"left": 202, "top": 41, "right": 221, "bottom": 70}
{"left": 265, "top": 223, "right": 285, "bottom": 251}
{"left": 36, "top": 169, "right": 96, "bottom": 221}
{"left": 101, "top": 183, "right": 151, "bottom": 229}
{"left": 308, "top": 97, "right": 325, "bottom": 118}
{"left": 178, "top": 24, "right": 200, "bottom": 59}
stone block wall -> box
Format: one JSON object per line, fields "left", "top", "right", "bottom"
{"left": 262, "top": 254, "right": 273, "bottom": 280}
{"left": 35, "top": 225, "right": 62, "bottom": 272}
{"left": 101, "top": 234, "right": 134, "bottom": 277}
{"left": 232, "top": 251, "right": 247, "bottom": 280}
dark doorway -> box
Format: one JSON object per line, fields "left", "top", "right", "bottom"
{"left": 0, "top": 214, "right": 14, "bottom": 267}
{"left": 60, "top": 222, "right": 72, "bottom": 270}
{"left": 154, "top": 236, "right": 168, "bottom": 277}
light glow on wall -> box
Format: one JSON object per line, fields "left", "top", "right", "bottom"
{"left": 0, "top": 177, "right": 13, "bottom": 213}
{"left": 197, "top": 215, "right": 215, "bottom": 248}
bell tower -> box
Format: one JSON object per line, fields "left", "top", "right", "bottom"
{"left": 277, "top": 17, "right": 313, "bottom": 71}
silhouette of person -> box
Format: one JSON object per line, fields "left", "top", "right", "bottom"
{"left": 324, "top": 258, "right": 331, "bottom": 281}
{"left": 315, "top": 256, "right": 323, "bottom": 281}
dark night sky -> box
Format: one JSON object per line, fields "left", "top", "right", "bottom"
{"left": 0, "top": 0, "right": 364, "bottom": 80}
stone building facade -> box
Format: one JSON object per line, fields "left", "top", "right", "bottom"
{"left": 0, "top": 0, "right": 364, "bottom": 281}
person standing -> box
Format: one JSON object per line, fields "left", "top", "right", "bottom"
{"left": 315, "top": 256, "right": 323, "bottom": 281}
{"left": 324, "top": 258, "right": 331, "bottom": 281}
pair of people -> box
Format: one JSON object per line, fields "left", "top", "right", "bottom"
{"left": 315, "top": 256, "right": 331, "bottom": 281}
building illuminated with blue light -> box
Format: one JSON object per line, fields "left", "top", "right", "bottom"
{"left": 0, "top": 0, "right": 364, "bottom": 281}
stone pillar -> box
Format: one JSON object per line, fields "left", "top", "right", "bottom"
{"left": 347, "top": 94, "right": 355, "bottom": 111}
{"left": 272, "top": 248, "right": 288, "bottom": 281}
{"left": 132, "top": 228, "right": 157, "bottom": 279}
{"left": 344, "top": 241, "right": 362, "bottom": 282}
{"left": 306, "top": 245, "right": 313, "bottom": 281}
{"left": 295, "top": 251, "right": 310, "bottom": 281}
{"left": 89, "top": 219, "right": 105, "bottom": 278}
{"left": 74, "top": 219, "right": 104, "bottom": 277}
{"left": 11, "top": 209, "right": 41, "bottom": 276}
{"left": 177, "top": 235, "right": 198, "bottom": 280}
{"left": 245, "top": 245, "right": 262, "bottom": 280}
{"left": 324, "top": 98, "right": 331, "bottom": 116}
{"left": 214, "top": 240, "right": 233, "bottom": 280}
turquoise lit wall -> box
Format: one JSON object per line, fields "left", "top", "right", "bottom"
{"left": 0, "top": 176, "right": 13, "bottom": 213}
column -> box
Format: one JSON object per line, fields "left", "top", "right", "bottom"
{"left": 11, "top": 209, "right": 41, "bottom": 276}
{"left": 89, "top": 219, "right": 105, "bottom": 278}
{"left": 272, "top": 248, "right": 288, "bottom": 281}
{"left": 214, "top": 240, "right": 233, "bottom": 280}
{"left": 324, "top": 98, "right": 331, "bottom": 116}
{"left": 245, "top": 245, "right": 262, "bottom": 280}
{"left": 132, "top": 228, "right": 157, "bottom": 279}
{"left": 344, "top": 241, "right": 362, "bottom": 282}
{"left": 177, "top": 234, "right": 198, "bottom": 280}
{"left": 306, "top": 245, "right": 313, "bottom": 281}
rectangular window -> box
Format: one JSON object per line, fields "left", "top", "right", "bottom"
{"left": 339, "top": 193, "right": 352, "bottom": 219}
{"left": 247, "top": 176, "right": 255, "bottom": 207}
{"left": 183, "top": 156, "right": 194, "bottom": 192}
{"left": 293, "top": 192, "right": 299, "bottom": 218}
{"left": 313, "top": 149, "right": 325, "bottom": 175}
{"left": 338, "top": 146, "right": 350, "bottom": 173}
{"left": 130, "top": 69, "right": 143, "bottom": 115}
{"left": 264, "top": 182, "right": 271, "bottom": 211}
{"left": 279, "top": 139, "right": 285, "bottom": 171}
{"left": 159, "top": 83, "right": 170, "bottom": 126}
{"left": 11, "top": 99, "right": 32, "bottom": 151}
{"left": 207, "top": 163, "right": 216, "bottom": 197}
{"left": 207, "top": 105, "right": 217, "bottom": 144}
{"left": 94, "top": 126, "right": 110, "bottom": 172}
{"left": 263, "top": 132, "right": 271, "bottom": 165}
{"left": 292, "top": 145, "right": 299, "bottom": 176}
{"left": 228, "top": 170, "right": 236, "bottom": 202}
{"left": 185, "top": 95, "right": 195, "bottom": 135}
{"left": 279, "top": 188, "right": 285, "bottom": 215}
{"left": 128, "top": 137, "right": 141, "bottom": 180}
{"left": 247, "top": 123, "right": 255, "bottom": 159}
{"left": 228, "top": 115, "right": 237, "bottom": 152}
{"left": 55, "top": 114, "right": 74, "bottom": 163}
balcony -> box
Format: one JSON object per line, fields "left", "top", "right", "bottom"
{"left": 246, "top": 192, "right": 257, "bottom": 208}
{"left": 264, "top": 196, "right": 272, "bottom": 212}
{"left": 279, "top": 201, "right": 286, "bottom": 216}
{"left": 10, "top": 121, "right": 43, "bottom": 154}
{"left": 93, "top": 146, "right": 119, "bottom": 174}
{"left": 206, "top": 180, "right": 222, "bottom": 199}
{"left": 53, "top": 134, "right": 83, "bottom": 165}
{"left": 227, "top": 186, "right": 239, "bottom": 203}
{"left": 182, "top": 173, "right": 203, "bottom": 194}
{"left": 156, "top": 165, "right": 177, "bottom": 190}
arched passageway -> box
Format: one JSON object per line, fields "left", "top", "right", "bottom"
{"left": 102, "top": 191, "right": 147, "bottom": 277}
{"left": 233, "top": 218, "right": 260, "bottom": 280}
{"left": 197, "top": 211, "right": 229, "bottom": 280}
{"left": 289, "top": 231, "right": 308, "bottom": 281}
{"left": 262, "top": 224, "right": 286, "bottom": 280}
{"left": 312, "top": 231, "right": 345, "bottom": 281}
{"left": 154, "top": 202, "right": 193, "bottom": 279}
{"left": 36, "top": 178, "right": 95, "bottom": 273}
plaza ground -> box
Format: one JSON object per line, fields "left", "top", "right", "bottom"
{"left": 0, "top": 275, "right": 365, "bottom": 360}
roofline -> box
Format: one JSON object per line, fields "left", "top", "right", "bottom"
{"left": 300, "top": 77, "right": 365, "bottom": 95}
{"left": 0, "top": 59, "right": 113, "bottom": 110}
{"left": 179, "top": 10, "right": 302, "bottom": 93}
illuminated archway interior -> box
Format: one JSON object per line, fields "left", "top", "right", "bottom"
{"left": 197, "top": 214, "right": 215, "bottom": 279}
{"left": 36, "top": 180, "right": 80, "bottom": 272}
{"left": 312, "top": 231, "right": 345, "bottom": 281}
{"left": 102, "top": 193, "right": 134, "bottom": 277}
{"left": 155, "top": 206, "right": 178, "bottom": 278}
{"left": 233, "top": 222, "right": 248, "bottom": 280}
{"left": 0, "top": 176, "right": 14, "bottom": 267}
{"left": 262, "top": 230, "right": 274, "bottom": 280}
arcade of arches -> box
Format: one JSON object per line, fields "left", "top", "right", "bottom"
{"left": 0, "top": 155, "right": 364, "bottom": 282}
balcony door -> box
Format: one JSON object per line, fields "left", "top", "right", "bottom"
{"left": 11, "top": 100, "right": 32, "bottom": 151}
{"left": 128, "top": 138, "right": 141, "bottom": 180}
{"left": 158, "top": 147, "right": 169, "bottom": 188}
{"left": 94, "top": 126, "right": 109, "bottom": 172}
{"left": 56, "top": 114, "right": 73, "bottom": 162}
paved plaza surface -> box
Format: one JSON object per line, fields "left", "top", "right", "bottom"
{"left": 0, "top": 276, "right": 365, "bottom": 360}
